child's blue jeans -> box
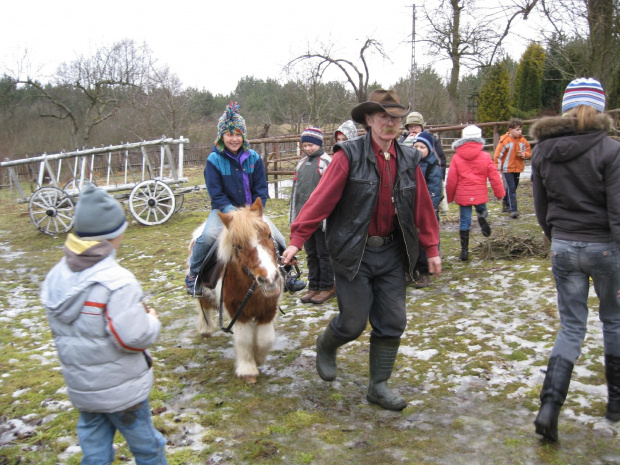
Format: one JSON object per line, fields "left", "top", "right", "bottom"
{"left": 77, "top": 399, "right": 167, "bottom": 465}
{"left": 459, "top": 204, "right": 487, "bottom": 231}
{"left": 502, "top": 172, "right": 520, "bottom": 212}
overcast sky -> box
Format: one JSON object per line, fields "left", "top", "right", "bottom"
{"left": 2, "top": 0, "right": 544, "bottom": 96}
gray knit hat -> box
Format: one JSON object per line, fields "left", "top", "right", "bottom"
{"left": 74, "top": 183, "right": 128, "bottom": 240}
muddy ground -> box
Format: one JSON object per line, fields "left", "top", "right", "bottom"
{"left": 1, "top": 176, "right": 620, "bottom": 465}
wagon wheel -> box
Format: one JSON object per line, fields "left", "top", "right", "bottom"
{"left": 28, "top": 187, "right": 75, "bottom": 236}
{"left": 63, "top": 179, "right": 84, "bottom": 197}
{"left": 129, "top": 180, "right": 176, "bottom": 226}
{"left": 174, "top": 193, "right": 184, "bottom": 213}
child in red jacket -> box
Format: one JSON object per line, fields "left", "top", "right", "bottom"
{"left": 446, "top": 125, "right": 505, "bottom": 261}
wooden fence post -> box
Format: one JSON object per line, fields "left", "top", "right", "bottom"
{"left": 272, "top": 142, "right": 279, "bottom": 199}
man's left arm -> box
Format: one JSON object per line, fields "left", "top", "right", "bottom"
{"left": 414, "top": 167, "right": 441, "bottom": 275}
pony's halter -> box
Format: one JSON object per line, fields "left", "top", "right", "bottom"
{"left": 219, "top": 236, "right": 284, "bottom": 334}
{"left": 232, "top": 244, "right": 255, "bottom": 278}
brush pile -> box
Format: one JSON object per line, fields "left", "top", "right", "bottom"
{"left": 474, "top": 228, "right": 550, "bottom": 260}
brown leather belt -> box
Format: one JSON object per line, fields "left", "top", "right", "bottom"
{"left": 366, "top": 234, "right": 394, "bottom": 247}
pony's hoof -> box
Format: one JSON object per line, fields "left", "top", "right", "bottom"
{"left": 241, "top": 375, "right": 258, "bottom": 384}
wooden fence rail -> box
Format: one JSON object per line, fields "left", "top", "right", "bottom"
{"left": 3, "top": 112, "right": 619, "bottom": 197}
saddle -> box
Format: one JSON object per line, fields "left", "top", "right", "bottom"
{"left": 197, "top": 243, "right": 224, "bottom": 290}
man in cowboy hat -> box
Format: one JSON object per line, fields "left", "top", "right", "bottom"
{"left": 282, "top": 89, "right": 441, "bottom": 411}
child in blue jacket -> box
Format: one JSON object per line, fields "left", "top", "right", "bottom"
{"left": 403, "top": 131, "right": 443, "bottom": 287}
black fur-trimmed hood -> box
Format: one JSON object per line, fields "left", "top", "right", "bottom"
{"left": 530, "top": 113, "right": 615, "bottom": 164}
{"left": 530, "top": 113, "right": 614, "bottom": 142}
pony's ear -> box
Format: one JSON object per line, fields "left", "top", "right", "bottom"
{"left": 249, "top": 198, "right": 264, "bottom": 216}
{"left": 218, "top": 211, "right": 234, "bottom": 229}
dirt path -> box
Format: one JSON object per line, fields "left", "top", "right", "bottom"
{"left": 2, "top": 182, "right": 620, "bottom": 464}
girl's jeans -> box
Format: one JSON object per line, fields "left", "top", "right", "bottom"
{"left": 550, "top": 239, "right": 620, "bottom": 362}
{"left": 189, "top": 209, "right": 286, "bottom": 275}
{"left": 77, "top": 400, "right": 167, "bottom": 465}
{"left": 459, "top": 204, "right": 487, "bottom": 231}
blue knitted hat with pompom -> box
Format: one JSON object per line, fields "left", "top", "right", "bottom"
{"left": 215, "top": 102, "right": 248, "bottom": 152}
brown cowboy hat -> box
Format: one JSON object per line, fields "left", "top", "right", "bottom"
{"left": 351, "top": 89, "right": 411, "bottom": 125}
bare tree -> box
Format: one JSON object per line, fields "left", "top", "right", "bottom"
{"left": 419, "top": 0, "right": 539, "bottom": 120}
{"left": 126, "top": 65, "right": 191, "bottom": 140}
{"left": 17, "top": 39, "right": 151, "bottom": 149}
{"left": 538, "top": 0, "right": 619, "bottom": 86}
{"left": 284, "top": 39, "right": 389, "bottom": 103}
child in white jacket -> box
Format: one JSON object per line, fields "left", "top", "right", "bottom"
{"left": 41, "top": 183, "right": 167, "bottom": 464}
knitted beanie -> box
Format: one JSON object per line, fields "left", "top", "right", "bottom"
{"left": 462, "top": 125, "right": 482, "bottom": 139}
{"left": 452, "top": 124, "right": 485, "bottom": 150}
{"left": 74, "top": 183, "right": 127, "bottom": 241}
{"left": 301, "top": 127, "right": 324, "bottom": 147}
{"left": 412, "top": 131, "right": 435, "bottom": 153}
{"left": 562, "top": 78, "right": 606, "bottom": 114}
{"left": 215, "top": 102, "right": 248, "bottom": 152}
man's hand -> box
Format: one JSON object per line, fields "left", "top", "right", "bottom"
{"left": 428, "top": 256, "right": 442, "bottom": 277}
{"left": 281, "top": 245, "right": 300, "bottom": 265}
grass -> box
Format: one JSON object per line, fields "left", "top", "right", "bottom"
{"left": 0, "top": 169, "right": 619, "bottom": 464}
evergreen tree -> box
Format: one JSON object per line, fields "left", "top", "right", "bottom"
{"left": 540, "top": 35, "right": 597, "bottom": 114}
{"left": 478, "top": 61, "right": 512, "bottom": 125}
{"left": 513, "top": 42, "right": 546, "bottom": 115}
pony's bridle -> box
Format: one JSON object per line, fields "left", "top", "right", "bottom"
{"left": 217, "top": 237, "right": 286, "bottom": 333}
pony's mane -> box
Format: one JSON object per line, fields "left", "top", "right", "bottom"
{"left": 218, "top": 206, "right": 264, "bottom": 261}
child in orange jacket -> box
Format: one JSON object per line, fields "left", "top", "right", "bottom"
{"left": 494, "top": 118, "right": 531, "bottom": 218}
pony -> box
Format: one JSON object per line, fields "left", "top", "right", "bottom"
{"left": 188, "top": 198, "right": 283, "bottom": 383}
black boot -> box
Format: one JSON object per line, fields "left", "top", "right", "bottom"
{"left": 534, "top": 356, "right": 574, "bottom": 441}
{"left": 316, "top": 325, "right": 346, "bottom": 381}
{"left": 366, "top": 336, "right": 407, "bottom": 411}
{"left": 605, "top": 354, "right": 620, "bottom": 422}
{"left": 477, "top": 215, "right": 491, "bottom": 237}
{"left": 459, "top": 230, "right": 469, "bottom": 261}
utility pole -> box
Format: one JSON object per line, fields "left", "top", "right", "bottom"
{"left": 409, "top": 4, "right": 416, "bottom": 109}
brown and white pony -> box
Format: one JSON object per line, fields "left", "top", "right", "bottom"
{"left": 189, "top": 198, "right": 283, "bottom": 383}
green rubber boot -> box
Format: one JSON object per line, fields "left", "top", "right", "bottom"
{"left": 316, "top": 326, "right": 346, "bottom": 381}
{"left": 366, "top": 336, "right": 407, "bottom": 411}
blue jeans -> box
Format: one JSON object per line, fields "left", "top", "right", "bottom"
{"left": 459, "top": 204, "right": 487, "bottom": 231}
{"left": 77, "top": 400, "right": 167, "bottom": 465}
{"left": 550, "top": 240, "right": 620, "bottom": 362}
{"left": 502, "top": 172, "right": 520, "bottom": 212}
{"left": 188, "top": 209, "right": 286, "bottom": 274}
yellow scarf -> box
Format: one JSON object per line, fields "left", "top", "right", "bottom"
{"left": 65, "top": 233, "right": 101, "bottom": 255}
